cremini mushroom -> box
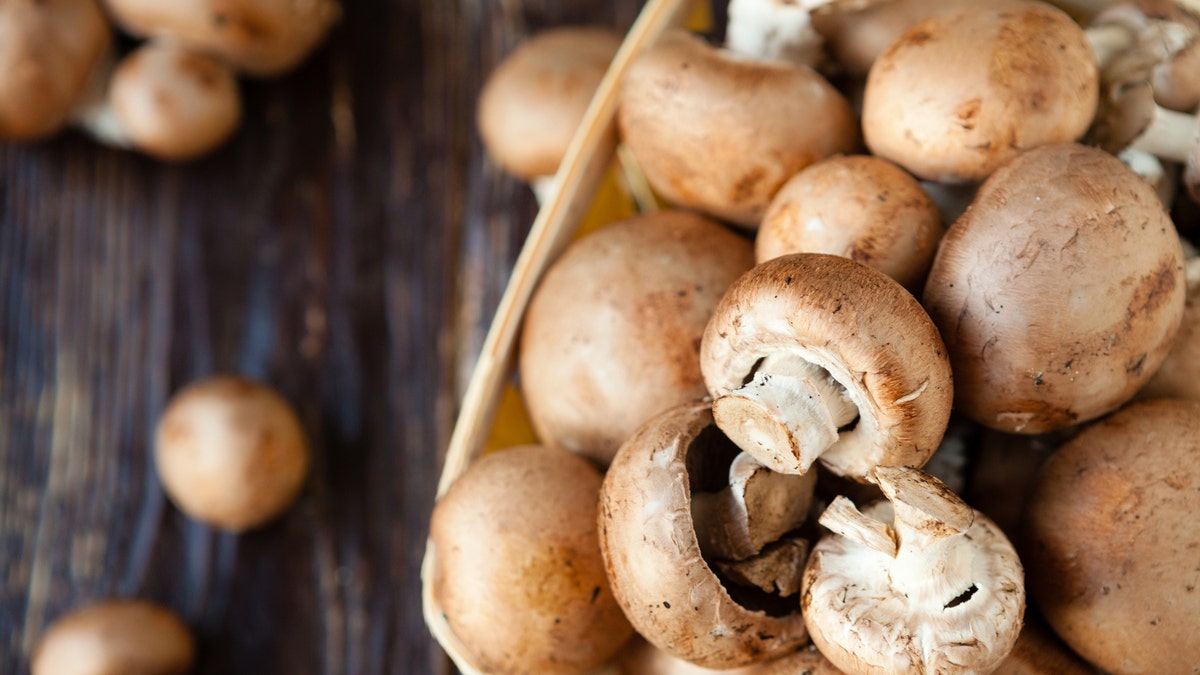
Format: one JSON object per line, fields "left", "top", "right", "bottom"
{"left": 1140, "top": 253, "right": 1200, "bottom": 398}
{"left": 802, "top": 466, "right": 1025, "bottom": 674}
{"left": 922, "top": 143, "right": 1186, "bottom": 434}
{"left": 32, "top": 599, "right": 195, "bottom": 675}
{"left": 618, "top": 29, "right": 857, "bottom": 228}
{"left": 700, "top": 253, "right": 953, "bottom": 481}
{"left": 599, "top": 402, "right": 812, "bottom": 669}
{"left": 155, "top": 375, "right": 309, "bottom": 531}
{"left": 102, "top": 0, "right": 341, "bottom": 77}
{"left": 0, "top": 0, "right": 111, "bottom": 140}
{"left": 520, "top": 210, "right": 753, "bottom": 466}
{"left": 755, "top": 155, "right": 944, "bottom": 291}
{"left": 431, "top": 444, "right": 631, "bottom": 674}
{"left": 1023, "top": 398, "right": 1200, "bottom": 673}
{"left": 477, "top": 26, "right": 623, "bottom": 196}
{"left": 862, "top": 0, "right": 1099, "bottom": 183}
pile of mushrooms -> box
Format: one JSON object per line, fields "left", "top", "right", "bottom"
{"left": 0, "top": 0, "right": 340, "bottom": 160}
{"left": 436, "top": 0, "right": 1200, "bottom": 672}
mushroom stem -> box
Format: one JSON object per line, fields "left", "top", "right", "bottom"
{"left": 817, "top": 496, "right": 897, "bottom": 556}
{"left": 711, "top": 354, "right": 857, "bottom": 476}
{"left": 725, "top": 0, "right": 841, "bottom": 67}
{"left": 1131, "top": 105, "right": 1197, "bottom": 163}
{"left": 1086, "top": 22, "right": 1136, "bottom": 68}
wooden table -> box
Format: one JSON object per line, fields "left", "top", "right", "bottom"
{"left": 0, "top": 0, "right": 653, "bottom": 671}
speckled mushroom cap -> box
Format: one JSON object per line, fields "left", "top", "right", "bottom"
{"left": 599, "top": 402, "right": 810, "bottom": 669}
{"left": 32, "top": 600, "right": 195, "bottom": 675}
{"left": 618, "top": 30, "right": 857, "bottom": 228}
{"left": 431, "top": 445, "right": 632, "bottom": 674}
{"left": 862, "top": 0, "right": 1098, "bottom": 183}
{"left": 520, "top": 211, "right": 754, "bottom": 466}
{"left": 922, "top": 143, "right": 1186, "bottom": 434}
{"left": 102, "top": 0, "right": 341, "bottom": 77}
{"left": 700, "top": 254, "right": 953, "bottom": 481}
{"left": 755, "top": 155, "right": 944, "bottom": 291}
{"left": 0, "top": 0, "right": 111, "bottom": 140}
{"left": 1023, "top": 398, "right": 1200, "bottom": 674}
{"left": 478, "top": 26, "right": 622, "bottom": 180}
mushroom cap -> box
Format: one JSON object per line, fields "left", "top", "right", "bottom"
{"left": 102, "top": 0, "right": 341, "bottom": 77}
{"left": 1022, "top": 398, "right": 1200, "bottom": 673}
{"left": 431, "top": 444, "right": 631, "bottom": 674}
{"left": 599, "top": 402, "right": 810, "bottom": 669}
{"left": 922, "top": 143, "right": 1186, "bottom": 434}
{"left": 862, "top": 0, "right": 1098, "bottom": 183}
{"left": 32, "top": 599, "right": 195, "bottom": 675}
{"left": 519, "top": 211, "right": 754, "bottom": 466}
{"left": 0, "top": 0, "right": 111, "bottom": 140}
{"left": 477, "top": 26, "right": 622, "bottom": 180}
{"left": 701, "top": 254, "right": 953, "bottom": 480}
{"left": 755, "top": 155, "right": 944, "bottom": 291}
{"left": 810, "top": 0, "right": 972, "bottom": 77}
{"left": 111, "top": 42, "right": 242, "bottom": 161}
{"left": 1139, "top": 256, "right": 1200, "bottom": 399}
{"left": 618, "top": 30, "right": 858, "bottom": 228}
{"left": 154, "top": 375, "right": 309, "bottom": 531}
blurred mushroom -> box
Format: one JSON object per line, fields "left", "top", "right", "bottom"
{"left": 725, "top": 0, "right": 889, "bottom": 68}
{"left": 33, "top": 600, "right": 194, "bottom": 675}
{"left": 1092, "top": 0, "right": 1200, "bottom": 111}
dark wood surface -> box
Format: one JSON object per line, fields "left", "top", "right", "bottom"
{"left": 0, "top": 1, "right": 647, "bottom": 672}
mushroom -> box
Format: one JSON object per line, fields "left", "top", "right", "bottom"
{"left": 155, "top": 375, "right": 309, "bottom": 531}
{"left": 1091, "top": 0, "right": 1200, "bottom": 112}
{"left": 1139, "top": 253, "right": 1200, "bottom": 398}
{"left": 700, "top": 253, "right": 953, "bottom": 481}
{"left": 102, "top": 0, "right": 341, "bottom": 77}
{"left": 599, "top": 402, "right": 811, "bottom": 669}
{"left": 810, "top": 0, "right": 972, "bottom": 77}
{"left": 618, "top": 29, "right": 858, "bottom": 228}
{"left": 431, "top": 444, "right": 632, "bottom": 674}
{"left": 724, "top": 0, "right": 892, "bottom": 68}
{"left": 477, "top": 26, "right": 623, "bottom": 199}
{"left": 922, "top": 143, "right": 1186, "bottom": 434}
{"left": 1022, "top": 398, "right": 1200, "bottom": 673}
{"left": 755, "top": 155, "right": 944, "bottom": 291}
{"left": 802, "top": 466, "right": 1025, "bottom": 675}
{"left": 862, "top": 0, "right": 1099, "bottom": 183}
{"left": 32, "top": 599, "right": 195, "bottom": 675}
{"left": 519, "top": 210, "right": 753, "bottom": 466}
{"left": 0, "top": 0, "right": 111, "bottom": 140}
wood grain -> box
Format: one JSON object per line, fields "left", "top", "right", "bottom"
{"left": 0, "top": 0, "right": 645, "bottom": 672}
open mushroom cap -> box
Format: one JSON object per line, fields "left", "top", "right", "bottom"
{"left": 862, "top": 0, "right": 1098, "bottom": 183}
{"left": 32, "top": 599, "right": 195, "bottom": 675}
{"left": 431, "top": 444, "right": 631, "bottom": 674}
{"left": 701, "top": 253, "right": 953, "bottom": 481}
{"left": 1022, "top": 398, "right": 1200, "bottom": 673}
{"left": 618, "top": 29, "right": 857, "bottom": 228}
{"left": 599, "top": 402, "right": 811, "bottom": 669}
{"left": 755, "top": 155, "right": 944, "bottom": 291}
{"left": 0, "top": 0, "right": 111, "bottom": 140}
{"left": 922, "top": 143, "right": 1186, "bottom": 434}
{"left": 110, "top": 42, "right": 242, "bottom": 161}
{"left": 478, "top": 26, "right": 622, "bottom": 180}
{"left": 520, "top": 211, "right": 754, "bottom": 466}
{"left": 102, "top": 0, "right": 341, "bottom": 77}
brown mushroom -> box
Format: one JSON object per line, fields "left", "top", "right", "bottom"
{"left": 922, "top": 143, "right": 1186, "bottom": 434}
{"left": 1139, "top": 253, "right": 1200, "bottom": 398}
{"left": 811, "top": 0, "right": 972, "bottom": 76}
{"left": 32, "top": 599, "right": 195, "bottom": 675}
{"left": 155, "top": 375, "right": 309, "bottom": 531}
{"left": 755, "top": 155, "right": 944, "bottom": 291}
{"left": 862, "top": 0, "right": 1099, "bottom": 183}
{"left": 1023, "top": 398, "right": 1200, "bottom": 673}
{"left": 618, "top": 29, "right": 857, "bottom": 228}
{"left": 700, "top": 254, "right": 953, "bottom": 481}
{"left": 1091, "top": 0, "right": 1200, "bottom": 112}
{"left": 431, "top": 444, "right": 631, "bottom": 674}
{"left": 519, "top": 210, "right": 754, "bottom": 466}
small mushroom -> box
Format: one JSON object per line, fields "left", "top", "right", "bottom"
{"left": 1023, "top": 398, "right": 1200, "bottom": 673}
{"left": 755, "top": 155, "right": 944, "bottom": 291}
{"left": 102, "top": 0, "right": 341, "bottom": 77}
{"left": 802, "top": 466, "right": 1025, "bottom": 675}
{"left": 1139, "top": 253, "right": 1200, "bottom": 399}
{"left": 519, "top": 211, "right": 753, "bottom": 466}
{"left": 700, "top": 254, "right": 953, "bottom": 480}
{"left": 862, "top": 0, "right": 1099, "bottom": 183}
{"left": 922, "top": 143, "right": 1186, "bottom": 434}
{"left": 599, "top": 402, "right": 811, "bottom": 669}
{"left": 431, "top": 445, "right": 632, "bottom": 674}
{"left": 32, "top": 599, "right": 195, "bottom": 675}
{"left": 155, "top": 375, "right": 309, "bottom": 531}
{"left": 0, "top": 0, "right": 111, "bottom": 140}
{"left": 618, "top": 29, "right": 857, "bottom": 228}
